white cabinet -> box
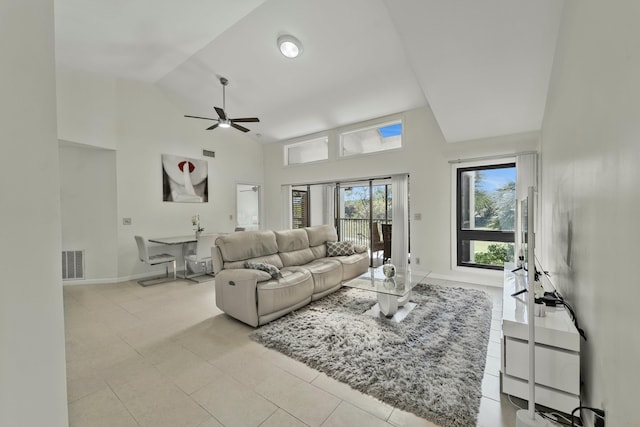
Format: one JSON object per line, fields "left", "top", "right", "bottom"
{"left": 501, "top": 263, "right": 581, "bottom": 414}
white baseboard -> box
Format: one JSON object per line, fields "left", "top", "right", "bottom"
{"left": 62, "top": 271, "right": 162, "bottom": 286}
{"left": 66, "top": 270, "right": 502, "bottom": 288}
{"left": 426, "top": 271, "right": 503, "bottom": 288}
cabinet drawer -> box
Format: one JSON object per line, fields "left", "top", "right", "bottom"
{"left": 504, "top": 337, "right": 579, "bottom": 394}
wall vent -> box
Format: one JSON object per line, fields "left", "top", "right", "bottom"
{"left": 62, "top": 250, "right": 84, "bottom": 280}
{"left": 202, "top": 149, "right": 216, "bottom": 158}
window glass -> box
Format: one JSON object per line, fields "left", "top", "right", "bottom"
{"left": 292, "top": 189, "right": 309, "bottom": 229}
{"left": 339, "top": 121, "right": 402, "bottom": 157}
{"left": 460, "top": 240, "right": 515, "bottom": 268}
{"left": 457, "top": 163, "right": 516, "bottom": 270}
{"left": 285, "top": 137, "right": 328, "bottom": 165}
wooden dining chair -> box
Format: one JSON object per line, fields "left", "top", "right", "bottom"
{"left": 382, "top": 224, "right": 392, "bottom": 263}
{"left": 371, "top": 222, "right": 384, "bottom": 258}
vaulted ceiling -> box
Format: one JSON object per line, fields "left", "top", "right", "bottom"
{"left": 55, "top": 0, "right": 565, "bottom": 144}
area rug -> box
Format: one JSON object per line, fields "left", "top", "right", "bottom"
{"left": 250, "top": 283, "right": 493, "bottom": 427}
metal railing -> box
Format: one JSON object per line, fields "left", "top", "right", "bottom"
{"left": 338, "top": 218, "right": 391, "bottom": 246}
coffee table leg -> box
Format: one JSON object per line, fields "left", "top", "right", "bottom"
{"left": 397, "top": 290, "right": 411, "bottom": 307}
{"left": 377, "top": 293, "right": 399, "bottom": 317}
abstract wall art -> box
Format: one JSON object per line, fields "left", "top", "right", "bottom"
{"left": 162, "top": 154, "right": 208, "bottom": 203}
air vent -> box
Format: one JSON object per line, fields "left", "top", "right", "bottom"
{"left": 62, "top": 250, "right": 84, "bottom": 280}
{"left": 202, "top": 150, "right": 216, "bottom": 158}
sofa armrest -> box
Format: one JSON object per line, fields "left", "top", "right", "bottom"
{"left": 214, "top": 269, "right": 271, "bottom": 327}
{"left": 217, "top": 268, "right": 272, "bottom": 283}
{"left": 354, "top": 244, "right": 368, "bottom": 254}
{"left": 211, "top": 245, "right": 224, "bottom": 274}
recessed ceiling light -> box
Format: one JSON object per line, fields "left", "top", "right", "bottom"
{"left": 277, "top": 35, "right": 303, "bottom": 59}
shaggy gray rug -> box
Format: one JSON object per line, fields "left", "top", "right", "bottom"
{"left": 250, "top": 283, "right": 493, "bottom": 427}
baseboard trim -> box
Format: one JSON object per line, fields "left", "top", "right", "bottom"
{"left": 427, "top": 272, "right": 503, "bottom": 288}
{"left": 64, "top": 270, "right": 500, "bottom": 287}
{"left": 62, "top": 272, "right": 165, "bottom": 286}
{"left": 63, "top": 277, "right": 122, "bottom": 286}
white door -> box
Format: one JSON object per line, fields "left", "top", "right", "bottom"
{"left": 236, "top": 184, "right": 261, "bottom": 230}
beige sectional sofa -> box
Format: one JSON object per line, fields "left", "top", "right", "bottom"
{"left": 211, "top": 224, "right": 369, "bottom": 327}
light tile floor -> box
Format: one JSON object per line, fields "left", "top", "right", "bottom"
{"left": 64, "top": 277, "right": 529, "bottom": 427}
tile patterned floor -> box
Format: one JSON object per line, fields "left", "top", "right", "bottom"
{"left": 63, "top": 276, "right": 523, "bottom": 427}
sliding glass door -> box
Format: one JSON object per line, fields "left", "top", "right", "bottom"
{"left": 337, "top": 179, "right": 392, "bottom": 266}
{"left": 287, "top": 176, "right": 408, "bottom": 268}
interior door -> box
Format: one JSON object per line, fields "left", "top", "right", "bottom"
{"left": 236, "top": 183, "right": 261, "bottom": 230}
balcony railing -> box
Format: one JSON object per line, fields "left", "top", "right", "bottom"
{"left": 338, "top": 218, "right": 391, "bottom": 247}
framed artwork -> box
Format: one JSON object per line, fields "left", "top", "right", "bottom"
{"left": 162, "top": 154, "right": 208, "bottom": 203}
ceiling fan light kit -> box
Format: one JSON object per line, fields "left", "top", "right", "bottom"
{"left": 277, "top": 34, "right": 303, "bottom": 58}
{"left": 184, "top": 77, "right": 259, "bottom": 133}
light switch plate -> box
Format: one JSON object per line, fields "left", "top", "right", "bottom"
{"left": 123, "top": 218, "right": 132, "bottom": 225}
{"left": 414, "top": 213, "right": 422, "bottom": 221}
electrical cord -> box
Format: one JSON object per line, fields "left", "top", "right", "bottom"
{"left": 532, "top": 256, "right": 587, "bottom": 341}
{"left": 550, "top": 412, "right": 575, "bottom": 425}
{"left": 571, "top": 406, "right": 605, "bottom": 427}
{"left": 507, "top": 394, "right": 580, "bottom": 426}
{"left": 556, "top": 299, "right": 587, "bottom": 341}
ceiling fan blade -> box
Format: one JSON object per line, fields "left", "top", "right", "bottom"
{"left": 185, "top": 115, "right": 216, "bottom": 121}
{"left": 230, "top": 122, "right": 250, "bottom": 133}
{"left": 206, "top": 123, "right": 219, "bottom": 130}
{"left": 214, "top": 107, "right": 227, "bottom": 120}
{"left": 230, "top": 117, "right": 260, "bottom": 123}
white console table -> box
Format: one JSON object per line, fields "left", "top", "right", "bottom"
{"left": 501, "top": 263, "right": 581, "bottom": 414}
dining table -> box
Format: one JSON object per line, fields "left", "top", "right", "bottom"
{"left": 149, "top": 233, "right": 220, "bottom": 280}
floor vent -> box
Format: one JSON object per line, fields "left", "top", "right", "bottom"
{"left": 62, "top": 250, "right": 84, "bottom": 280}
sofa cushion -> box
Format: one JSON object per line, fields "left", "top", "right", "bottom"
{"left": 303, "top": 258, "right": 343, "bottom": 294}
{"left": 257, "top": 268, "right": 314, "bottom": 316}
{"left": 334, "top": 252, "right": 370, "bottom": 281}
{"left": 216, "top": 231, "right": 278, "bottom": 262}
{"left": 245, "top": 261, "right": 282, "bottom": 279}
{"left": 305, "top": 224, "right": 338, "bottom": 247}
{"left": 326, "top": 240, "right": 355, "bottom": 256}
{"left": 309, "top": 244, "right": 327, "bottom": 259}
{"left": 279, "top": 248, "right": 315, "bottom": 267}
{"left": 274, "top": 229, "right": 309, "bottom": 252}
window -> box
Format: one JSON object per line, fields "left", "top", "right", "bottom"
{"left": 457, "top": 163, "right": 516, "bottom": 270}
{"left": 339, "top": 121, "right": 402, "bottom": 157}
{"left": 292, "top": 189, "right": 309, "bottom": 229}
{"left": 284, "top": 136, "right": 328, "bottom": 165}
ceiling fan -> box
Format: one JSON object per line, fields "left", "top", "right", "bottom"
{"left": 185, "top": 77, "right": 260, "bottom": 133}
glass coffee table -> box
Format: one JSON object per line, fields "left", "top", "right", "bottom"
{"left": 342, "top": 266, "right": 430, "bottom": 322}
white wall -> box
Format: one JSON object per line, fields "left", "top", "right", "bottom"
{"left": 540, "top": 1, "right": 640, "bottom": 424}
{"left": 56, "top": 66, "right": 117, "bottom": 150}
{"left": 113, "top": 79, "right": 264, "bottom": 279}
{"left": 59, "top": 143, "right": 119, "bottom": 281}
{"left": 263, "top": 108, "right": 539, "bottom": 285}
{"left": 0, "top": 0, "right": 68, "bottom": 425}
{"left": 56, "top": 70, "right": 265, "bottom": 282}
